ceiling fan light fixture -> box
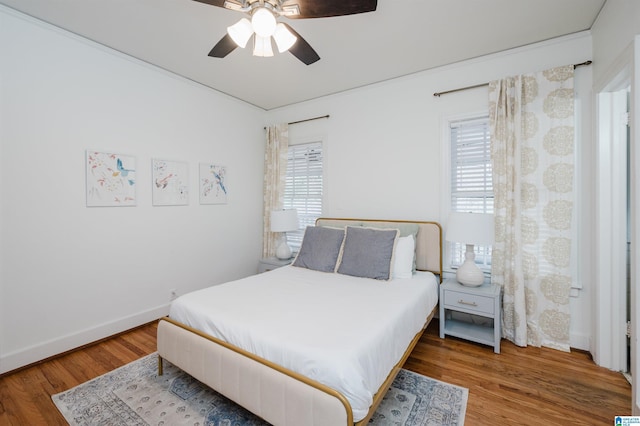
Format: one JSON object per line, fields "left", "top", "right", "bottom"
{"left": 227, "top": 18, "right": 253, "bottom": 48}
{"left": 253, "top": 34, "right": 274, "bottom": 57}
{"left": 280, "top": 4, "right": 300, "bottom": 17}
{"left": 222, "top": 0, "right": 245, "bottom": 12}
{"left": 251, "top": 7, "right": 277, "bottom": 37}
{"left": 273, "top": 23, "right": 297, "bottom": 53}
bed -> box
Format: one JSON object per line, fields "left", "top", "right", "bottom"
{"left": 157, "top": 218, "right": 442, "bottom": 425}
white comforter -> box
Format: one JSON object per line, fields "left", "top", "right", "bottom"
{"left": 169, "top": 266, "right": 438, "bottom": 422}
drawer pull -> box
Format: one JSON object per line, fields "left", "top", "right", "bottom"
{"left": 458, "top": 299, "right": 478, "bottom": 307}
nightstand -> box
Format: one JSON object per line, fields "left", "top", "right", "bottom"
{"left": 258, "top": 257, "right": 293, "bottom": 273}
{"left": 439, "top": 278, "right": 502, "bottom": 354}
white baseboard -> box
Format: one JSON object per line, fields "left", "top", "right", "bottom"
{"left": 570, "top": 331, "right": 591, "bottom": 352}
{"left": 0, "top": 304, "right": 169, "bottom": 375}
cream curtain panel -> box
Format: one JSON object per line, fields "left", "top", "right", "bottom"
{"left": 489, "top": 65, "right": 575, "bottom": 351}
{"left": 262, "top": 124, "right": 289, "bottom": 258}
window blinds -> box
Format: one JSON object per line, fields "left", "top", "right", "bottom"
{"left": 450, "top": 117, "right": 493, "bottom": 214}
{"left": 283, "top": 142, "right": 323, "bottom": 250}
{"left": 450, "top": 117, "right": 493, "bottom": 268}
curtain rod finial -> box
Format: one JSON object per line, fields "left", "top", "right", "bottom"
{"left": 574, "top": 60, "right": 592, "bottom": 69}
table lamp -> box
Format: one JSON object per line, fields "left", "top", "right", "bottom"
{"left": 446, "top": 212, "right": 494, "bottom": 286}
{"left": 270, "top": 209, "right": 299, "bottom": 260}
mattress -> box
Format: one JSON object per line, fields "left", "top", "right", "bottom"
{"left": 169, "top": 265, "right": 438, "bottom": 421}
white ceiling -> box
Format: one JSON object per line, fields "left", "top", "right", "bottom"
{"left": 1, "top": 0, "right": 606, "bottom": 110}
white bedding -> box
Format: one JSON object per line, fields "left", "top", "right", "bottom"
{"left": 169, "top": 265, "right": 438, "bottom": 422}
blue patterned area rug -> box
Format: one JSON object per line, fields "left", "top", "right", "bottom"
{"left": 52, "top": 353, "right": 467, "bottom": 425}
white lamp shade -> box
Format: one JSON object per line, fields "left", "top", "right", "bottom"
{"left": 253, "top": 34, "right": 274, "bottom": 57}
{"left": 251, "top": 7, "right": 277, "bottom": 37}
{"left": 273, "top": 23, "right": 297, "bottom": 53}
{"left": 227, "top": 18, "right": 253, "bottom": 48}
{"left": 270, "top": 209, "right": 298, "bottom": 232}
{"left": 446, "top": 212, "right": 494, "bottom": 245}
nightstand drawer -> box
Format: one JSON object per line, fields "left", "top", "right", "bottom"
{"left": 443, "top": 290, "right": 495, "bottom": 315}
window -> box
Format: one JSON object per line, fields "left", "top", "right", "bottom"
{"left": 450, "top": 116, "right": 493, "bottom": 269}
{"left": 283, "top": 142, "right": 323, "bottom": 251}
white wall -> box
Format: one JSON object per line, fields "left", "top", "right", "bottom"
{"left": 266, "top": 33, "right": 594, "bottom": 350}
{"left": 0, "top": 7, "right": 265, "bottom": 373}
{"left": 592, "top": 0, "right": 640, "bottom": 87}
{"left": 0, "top": 4, "right": 602, "bottom": 374}
{"left": 591, "top": 0, "right": 640, "bottom": 411}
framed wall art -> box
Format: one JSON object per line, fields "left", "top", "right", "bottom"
{"left": 86, "top": 150, "right": 136, "bottom": 207}
{"left": 152, "top": 159, "right": 189, "bottom": 206}
{"left": 199, "top": 163, "right": 227, "bottom": 205}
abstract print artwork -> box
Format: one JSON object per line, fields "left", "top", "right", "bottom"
{"left": 199, "top": 163, "right": 228, "bottom": 204}
{"left": 152, "top": 159, "right": 189, "bottom": 206}
{"left": 86, "top": 151, "right": 136, "bottom": 207}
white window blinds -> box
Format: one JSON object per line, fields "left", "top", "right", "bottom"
{"left": 450, "top": 116, "right": 493, "bottom": 268}
{"left": 283, "top": 142, "right": 323, "bottom": 251}
{"left": 451, "top": 117, "right": 493, "bottom": 213}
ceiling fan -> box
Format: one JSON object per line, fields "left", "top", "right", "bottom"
{"left": 194, "top": 0, "right": 378, "bottom": 65}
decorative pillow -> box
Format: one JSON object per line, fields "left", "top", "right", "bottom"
{"left": 358, "top": 222, "right": 420, "bottom": 271}
{"left": 292, "top": 226, "right": 345, "bottom": 272}
{"left": 393, "top": 234, "right": 415, "bottom": 279}
{"left": 336, "top": 226, "right": 400, "bottom": 280}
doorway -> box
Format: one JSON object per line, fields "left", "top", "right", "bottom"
{"left": 595, "top": 80, "right": 631, "bottom": 373}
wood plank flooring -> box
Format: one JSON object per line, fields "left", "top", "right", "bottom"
{"left": 407, "top": 322, "right": 631, "bottom": 425}
{"left": 0, "top": 319, "right": 630, "bottom": 425}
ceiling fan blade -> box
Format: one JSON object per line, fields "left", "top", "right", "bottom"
{"left": 192, "top": 0, "right": 227, "bottom": 8}
{"left": 208, "top": 34, "right": 238, "bottom": 58}
{"left": 283, "top": 0, "right": 377, "bottom": 18}
{"left": 283, "top": 23, "right": 320, "bottom": 65}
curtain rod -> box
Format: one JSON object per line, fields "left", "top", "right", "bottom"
{"left": 433, "top": 60, "right": 592, "bottom": 97}
{"left": 264, "top": 114, "right": 330, "bottom": 129}
{"left": 289, "top": 114, "right": 330, "bottom": 125}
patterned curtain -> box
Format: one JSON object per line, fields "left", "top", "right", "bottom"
{"left": 488, "top": 65, "right": 575, "bottom": 351}
{"left": 262, "top": 124, "right": 289, "bottom": 258}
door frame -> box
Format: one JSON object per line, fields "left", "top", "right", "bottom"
{"left": 595, "top": 80, "right": 630, "bottom": 372}
{"left": 631, "top": 36, "right": 639, "bottom": 416}
{"left": 595, "top": 39, "right": 638, "bottom": 415}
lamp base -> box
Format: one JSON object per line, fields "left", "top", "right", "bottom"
{"left": 455, "top": 244, "right": 485, "bottom": 287}
{"left": 275, "top": 241, "right": 292, "bottom": 260}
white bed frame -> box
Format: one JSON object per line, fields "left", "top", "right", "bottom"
{"left": 157, "top": 218, "right": 442, "bottom": 426}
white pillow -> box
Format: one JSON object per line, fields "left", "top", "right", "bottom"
{"left": 393, "top": 234, "right": 415, "bottom": 279}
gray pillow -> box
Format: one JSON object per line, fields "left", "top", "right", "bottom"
{"left": 292, "top": 226, "right": 345, "bottom": 272}
{"left": 359, "top": 222, "right": 419, "bottom": 271}
{"left": 336, "top": 226, "right": 399, "bottom": 280}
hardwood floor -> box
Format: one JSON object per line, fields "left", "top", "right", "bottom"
{"left": 407, "top": 322, "right": 631, "bottom": 425}
{"left": 0, "top": 323, "right": 158, "bottom": 426}
{"left": 0, "top": 319, "right": 630, "bottom": 425}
